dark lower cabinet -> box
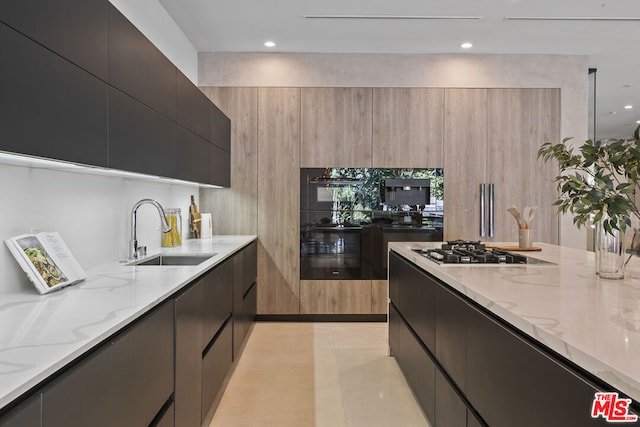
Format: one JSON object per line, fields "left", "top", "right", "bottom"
{"left": 466, "top": 306, "right": 609, "bottom": 427}
{"left": 108, "top": 88, "right": 177, "bottom": 178}
{"left": 0, "top": 23, "right": 108, "bottom": 167}
{"left": 435, "top": 369, "right": 466, "bottom": 427}
{"left": 391, "top": 302, "right": 436, "bottom": 421}
{"left": 153, "top": 402, "right": 174, "bottom": 427}
{"left": 41, "top": 302, "right": 174, "bottom": 427}
{"left": 202, "top": 260, "right": 233, "bottom": 349}
{"left": 175, "top": 281, "right": 203, "bottom": 427}
{"left": 0, "top": 0, "right": 108, "bottom": 79}
{"left": 389, "top": 251, "right": 635, "bottom": 427}
{"left": 0, "top": 394, "right": 40, "bottom": 427}
{"left": 233, "top": 242, "right": 258, "bottom": 360}
{"left": 201, "top": 320, "right": 233, "bottom": 422}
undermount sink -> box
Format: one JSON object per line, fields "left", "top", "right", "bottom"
{"left": 128, "top": 254, "right": 216, "bottom": 266}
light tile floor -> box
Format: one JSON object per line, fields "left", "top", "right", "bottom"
{"left": 209, "top": 322, "right": 431, "bottom": 427}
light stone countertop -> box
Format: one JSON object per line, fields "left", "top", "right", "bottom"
{"left": 389, "top": 241, "right": 640, "bottom": 403}
{"left": 0, "top": 235, "right": 256, "bottom": 410}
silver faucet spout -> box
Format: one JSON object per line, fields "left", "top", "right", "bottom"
{"left": 129, "top": 198, "right": 172, "bottom": 259}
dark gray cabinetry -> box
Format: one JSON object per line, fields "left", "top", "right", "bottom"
{"left": 153, "top": 403, "right": 174, "bottom": 427}
{"left": 41, "top": 302, "right": 174, "bottom": 427}
{"left": 108, "top": 88, "right": 177, "bottom": 177}
{"left": 233, "top": 242, "right": 258, "bottom": 360}
{"left": 107, "top": 4, "right": 176, "bottom": 120}
{"left": 211, "top": 104, "right": 231, "bottom": 152}
{"left": 175, "top": 281, "right": 203, "bottom": 427}
{"left": 202, "top": 260, "right": 233, "bottom": 346}
{"left": 210, "top": 144, "right": 231, "bottom": 187}
{"left": 177, "top": 127, "right": 211, "bottom": 184}
{"left": 0, "top": 0, "right": 108, "bottom": 79}
{"left": 466, "top": 306, "right": 607, "bottom": 427}
{"left": 0, "top": 394, "right": 40, "bottom": 427}
{"left": 0, "top": 23, "right": 108, "bottom": 167}
{"left": 202, "top": 320, "right": 233, "bottom": 422}
{"left": 389, "top": 251, "right": 632, "bottom": 427}
{"left": 177, "top": 72, "right": 211, "bottom": 141}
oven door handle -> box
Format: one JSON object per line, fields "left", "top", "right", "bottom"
{"left": 480, "top": 183, "right": 486, "bottom": 237}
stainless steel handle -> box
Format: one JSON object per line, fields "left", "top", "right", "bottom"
{"left": 489, "top": 183, "right": 495, "bottom": 238}
{"left": 480, "top": 183, "right": 486, "bottom": 237}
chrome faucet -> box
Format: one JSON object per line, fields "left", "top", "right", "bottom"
{"left": 129, "top": 199, "right": 172, "bottom": 259}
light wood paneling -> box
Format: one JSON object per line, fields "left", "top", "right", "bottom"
{"left": 300, "top": 280, "right": 372, "bottom": 314}
{"left": 443, "top": 89, "right": 488, "bottom": 241}
{"left": 486, "top": 88, "right": 560, "bottom": 244}
{"left": 200, "top": 87, "right": 258, "bottom": 235}
{"left": 373, "top": 88, "right": 444, "bottom": 168}
{"left": 371, "top": 280, "right": 388, "bottom": 315}
{"left": 300, "top": 87, "right": 372, "bottom": 167}
{"left": 257, "top": 87, "right": 300, "bottom": 314}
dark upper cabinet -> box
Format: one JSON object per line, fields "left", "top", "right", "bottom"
{"left": 177, "top": 72, "right": 211, "bottom": 141}
{"left": 0, "top": 23, "right": 108, "bottom": 167}
{"left": 211, "top": 103, "right": 231, "bottom": 152}
{"left": 108, "top": 88, "right": 177, "bottom": 177}
{"left": 0, "top": 0, "right": 108, "bottom": 79}
{"left": 177, "top": 127, "right": 211, "bottom": 184}
{"left": 210, "top": 144, "right": 231, "bottom": 187}
{"left": 107, "top": 4, "right": 176, "bottom": 120}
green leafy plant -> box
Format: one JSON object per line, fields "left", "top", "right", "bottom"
{"left": 537, "top": 125, "right": 640, "bottom": 235}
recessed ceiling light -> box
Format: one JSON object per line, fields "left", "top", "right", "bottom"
{"left": 461, "top": 42, "right": 473, "bottom": 49}
{"left": 264, "top": 41, "right": 276, "bottom": 48}
{"left": 625, "top": 105, "right": 633, "bottom": 109}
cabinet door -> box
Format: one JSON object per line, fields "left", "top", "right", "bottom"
{"left": 301, "top": 87, "right": 372, "bottom": 167}
{"left": 443, "top": 89, "right": 488, "bottom": 241}
{"left": 486, "top": 88, "right": 560, "bottom": 244}
{"left": 42, "top": 302, "right": 174, "bottom": 427}
{"left": 211, "top": 103, "right": 231, "bottom": 152}
{"left": 257, "top": 87, "right": 301, "bottom": 314}
{"left": 108, "top": 4, "right": 176, "bottom": 119}
{"left": 202, "top": 260, "right": 233, "bottom": 349}
{"left": 466, "top": 306, "right": 609, "bottom": 427}
{"left": 0, "top": 394, "right": 40, "bottom": 427}
{"left": 175, "top": 282, "right": 203, "bottom": 427}
{"left": 435, "top": 282, "right": 467, "bottom": 391}
{"left": 210, "top": 143, "right": 231, "bottom": 187}
{"left": 108, "top": 88, "right": 177, "bottom": 178}
{"left": 233, "top": 251, "right": 245, "bottom": 360}
{"left": 0, "top": 24, "right": 108, "bottom": 167}
{"left": 177, "top": 71, "right": 211, "bottom": 140}
{"left": 0, "top": 0, "right": 108, "bottom": 79}
{"left": 201, "top": 320, "right": 233, "bottom": 422}
{"left": 372, "top": 88, "right": 444, "bottom": 167}
{"left": 176, "top": 126, "right": 211, "bottom": 184}
{"left": 435, "top": 369, "right": 467, "bottom": 427}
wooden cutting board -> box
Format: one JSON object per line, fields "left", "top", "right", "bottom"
{"left": 485, "top": 245, "right": 542, "bottom": 252}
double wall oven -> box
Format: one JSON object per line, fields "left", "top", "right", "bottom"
{"left": 300, "top": 168, "right": 444, "bottom": 280}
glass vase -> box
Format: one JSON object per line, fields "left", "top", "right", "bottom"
{"left": 595, "top": 221, "right": 626, "bottom": 280}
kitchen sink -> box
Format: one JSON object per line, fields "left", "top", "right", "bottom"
{"left": 128, "top": 254, "right": 216, "bottom": 266}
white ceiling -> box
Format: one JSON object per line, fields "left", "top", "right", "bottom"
{"left": 158, "top": 0, "right": 640, "bottom": 140}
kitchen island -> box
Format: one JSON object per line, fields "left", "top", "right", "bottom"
{"left": 0, "top": 235, "right": 256, "bottom": 425}
{"left": 389, "top": 241, "right": 640, "bottom": 426}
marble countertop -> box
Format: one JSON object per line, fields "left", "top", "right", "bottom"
{"left": 389, "top": 241, "right": 640, "bottom": 403}
{"left": 0, "top": 235, "right": 256, "bottom": 409}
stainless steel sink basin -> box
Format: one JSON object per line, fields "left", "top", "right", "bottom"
{"left": 128, "top": 254, "right": 216, "bottom": 266}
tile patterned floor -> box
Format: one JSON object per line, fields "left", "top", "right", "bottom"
{"left": 209, "top": 322, "right": 431, "bottom": 427}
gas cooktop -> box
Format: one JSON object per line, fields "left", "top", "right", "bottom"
{"left": 414, "top": 240, "right": 555, "bottom": 265}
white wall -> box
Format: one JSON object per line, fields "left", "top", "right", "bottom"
{"left": 198, "top": 52, "right": 589, "bottom": 249}
{"left": 109, "top": 0, "right": 198, "bottom": 83}
{"left": 0, "top": 160, "right": 199, "bottom": 295}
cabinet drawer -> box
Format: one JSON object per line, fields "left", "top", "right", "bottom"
{"left": 202, "top": 319, "right": 233, "bottom": 421}
{"left": 202, "top": 260, "right": 233, "bottom": 349}
{"left": 42, "top": 302, "right": 174, "bottom": 427}
{"left": 0, "top": 394, "right": 40, "bottom": 427}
